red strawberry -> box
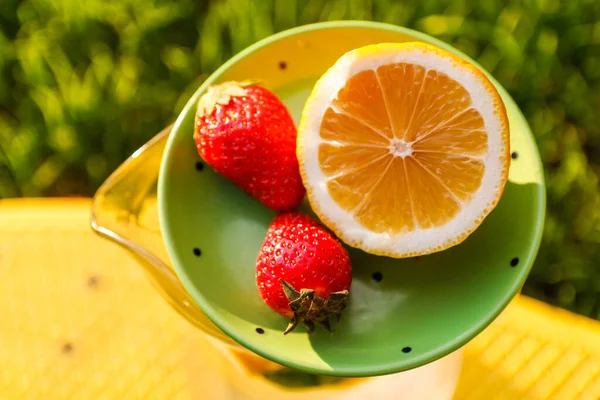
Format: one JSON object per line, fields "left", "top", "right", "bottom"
{"left": 194, "top": 80, "right": 305, "bottom": 211}
{"left": 256, "top": 212, "right": 352, "bottom": 334}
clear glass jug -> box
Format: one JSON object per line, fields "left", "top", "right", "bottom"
{"left": 90, "top": 124, "right": 462, "bottom": 399}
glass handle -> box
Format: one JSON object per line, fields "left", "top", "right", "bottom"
{"left": 90, "top": 125, "right": 233, "bottom": 343}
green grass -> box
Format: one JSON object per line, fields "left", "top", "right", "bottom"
{"left": 1, "top": 0, "right": 600, "bottom": 318}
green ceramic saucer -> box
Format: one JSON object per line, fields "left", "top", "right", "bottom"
{"left": 158, "top": 21, "right": 545, "bottom": 377}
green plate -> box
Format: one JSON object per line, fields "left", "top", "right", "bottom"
{"left": 158, "top": 21, "right": 545, "bottom": 377}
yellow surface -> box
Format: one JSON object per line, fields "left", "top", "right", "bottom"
{"left": 1, "top": 198, "right": 599, "bottom": 399}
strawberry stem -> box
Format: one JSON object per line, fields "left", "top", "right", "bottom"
{"left": 281, "top": 279, "right": 349, "bottom": 335}
{"left": 196, "top": 80, "right": 260, "bottom": 118}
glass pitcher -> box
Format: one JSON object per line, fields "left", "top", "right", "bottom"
{"left": 90, "top": 123, "right": 463, "bottom": 399}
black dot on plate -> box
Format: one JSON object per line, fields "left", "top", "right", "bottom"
{"left": 402, "top": 347, "right": 412, "bottom": 353}
{"left": 510, "top": 257, "right": 519, "bottom": 267}
{"left": 278, "top": 61, "right": 287, "bottom": 70}
{"left": 193, "top": 248, "right": 202, "bottom": 257}
{"left": 511, "top": 151, "right": 518, "bottom": 159}
{"left": 256, "top": 328, "right": 265, "bottom": 334}
{"left": 62, "top": 342, "right": 74, "bottom": 354}
{"left": 372, "top": 272, "right": 383, "bottom": 283}
{"left": 195, "top": 161, "right": 204, "bottom": 171}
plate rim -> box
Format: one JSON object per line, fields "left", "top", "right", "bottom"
{"left": 157, "top": 20, "right": 547, "bottom": 376}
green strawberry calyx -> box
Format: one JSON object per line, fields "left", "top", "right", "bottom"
{"left": 281, "top": 279, "right": 349, "bottom": 335}
{"left": 196, "top": 79, "right": 260, "bottom": 118}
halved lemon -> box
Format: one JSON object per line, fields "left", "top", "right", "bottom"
{"left": 297, "top": 43, "right": 510, "bottom": 258}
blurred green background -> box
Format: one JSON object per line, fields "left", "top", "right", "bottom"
{"left": 1, "top": 0, "right": 600, "bottom": 318}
